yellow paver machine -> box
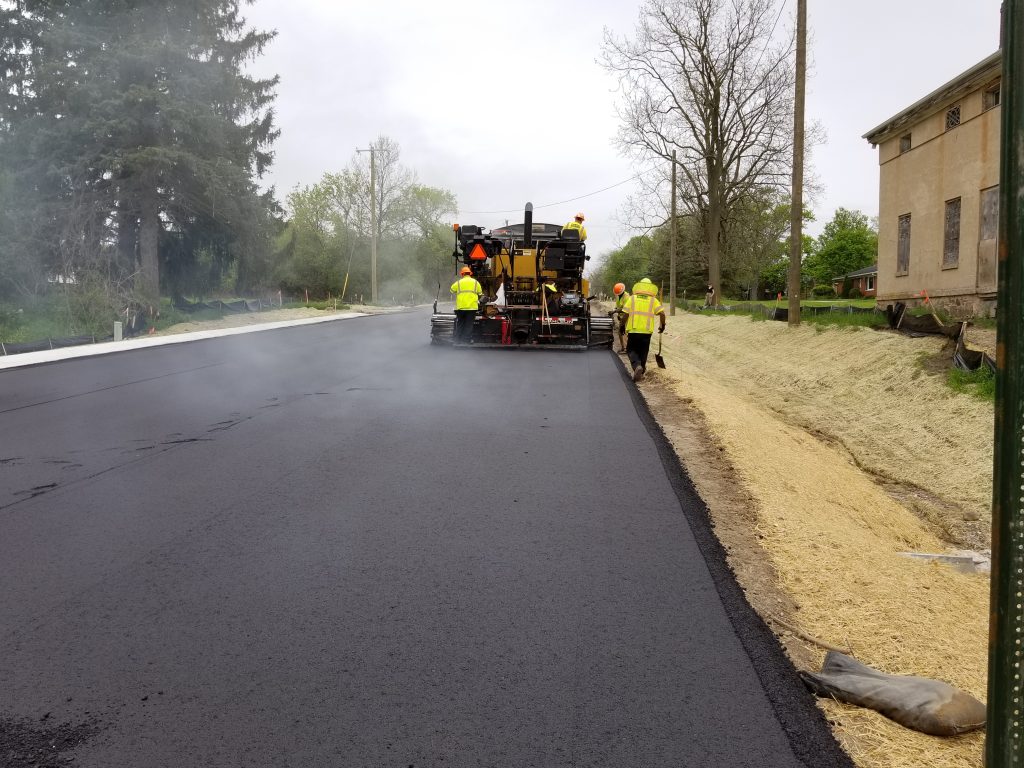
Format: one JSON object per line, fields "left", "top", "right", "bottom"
{"left": 431, "top": 203, "right": 613, "bottom": 349}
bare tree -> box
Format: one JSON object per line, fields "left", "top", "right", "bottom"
{"left": 602, "top": 0, "right": 796, "bottom": 302}
{"left": 325, "top": 136, "right": 416, "bottom": 242}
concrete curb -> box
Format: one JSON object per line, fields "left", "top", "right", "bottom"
{"left": 0, "top": 312, "right": 369, "bottom": 371}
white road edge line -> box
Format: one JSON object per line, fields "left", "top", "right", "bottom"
{"left": 0, "top": 312, "right": 370, "bottom": 370}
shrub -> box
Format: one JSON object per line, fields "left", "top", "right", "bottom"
{"left": 848, "top": 287, "right": 863, "bottom": 299}
{"left": 812, "top": 284, "right": 835, "bottom": 298}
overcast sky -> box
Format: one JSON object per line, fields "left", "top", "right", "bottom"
{"left": 243, "top": 0, "right": 1003, "bottom": 260}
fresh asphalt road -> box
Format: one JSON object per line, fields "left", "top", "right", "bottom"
{"left": 0, "top": 310, "right": 850, "bottom": 768}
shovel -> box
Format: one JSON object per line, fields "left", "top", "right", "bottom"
{"left": 655, "top": 330, "right": 666, "bottom": 368}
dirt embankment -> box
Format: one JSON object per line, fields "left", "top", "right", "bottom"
{"left": 632, "top": 313, "right": 990, "bottom": 768}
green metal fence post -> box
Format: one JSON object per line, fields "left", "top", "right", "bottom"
{"left": 987, "top": 3, "right": 1024, "bottom": 765}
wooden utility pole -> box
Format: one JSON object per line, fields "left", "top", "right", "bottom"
{"left": 787, "top": 0, "right": 806, "bottom": 327}
{"left": 670, "top": 150, "right": 678, "bottom": 316}
{"left": 357, "top": 145, "right": 378, "bottom": 304}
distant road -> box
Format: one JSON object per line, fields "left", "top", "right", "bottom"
{"left": 0, "top": 310, "right": 850, "bottom": 767}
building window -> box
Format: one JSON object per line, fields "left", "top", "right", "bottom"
{"left": 866, "top": 275, "right": 875, "bottom": 292}
{"left": 945, "top": 105, "right": 961, "bottom": 131}
{"left": 897, "top": 213, "right": 911, "bottom": 275}
{"left": 943, "top": 197, "right": 961, "bottom": 268}
{"left": 984, "top": 82, "right": 1001, "bottom": 111}
{"left": 899, "top": 134, "right": 912, "bottom": 154}
{"left": 980, "top": 186, "right": 999, "bottom": 241}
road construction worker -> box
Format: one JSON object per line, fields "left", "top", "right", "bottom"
{"left": 620, "top": 277, "right": 666, "bottom": 381}
{"left": 612, "top": 282, "right": 630, "bottom": 354}
{"left": 450, "top": 266, "right": 482, "bottom": 343}
{"left": 563, "top": 212, "right": 587, "bottom": 242}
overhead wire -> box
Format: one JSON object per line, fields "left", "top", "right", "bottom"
{"left": 752, "top": 0, "right": 789, "bottom": 73}
{"left": 456, "top": 175, "right": 642, "bottom": 216}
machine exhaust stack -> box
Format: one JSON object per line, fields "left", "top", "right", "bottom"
{"left": 523, "top": 202, "right": 533, "bottom": 250}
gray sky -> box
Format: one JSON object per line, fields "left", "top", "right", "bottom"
{"left": 243, "top": 0, "right": 1003, "bottom": 260}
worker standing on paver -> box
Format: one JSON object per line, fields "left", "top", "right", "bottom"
{"left": 621, "top": 277, "right": 666, "bottom": 381}
{"left": 450, "top": 266, "right": 482, "bottom": 343}
{"left": 612, "top": 282, "right": 630, "bottom": 354}
{"left": 563, "top": 212, "right": 587, "bottom": 242}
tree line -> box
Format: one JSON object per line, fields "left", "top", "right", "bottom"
{"left": 279, "top": 137, "right": 456, "bottom": 305}
{"left": 597, "top": 0, "right": 876, "bottom": 304}
{"left": 0, "top": 1, "right": 456, "bottom": 333}
{"left": 591, "top": 205, "right": 877, "bottom": 302}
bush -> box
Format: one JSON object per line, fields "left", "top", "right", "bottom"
{"left": 848, "top": 287, "right": 863, "bottom": 299}
{"left": 812, "top": 284, "right": 835, "bottom": 298}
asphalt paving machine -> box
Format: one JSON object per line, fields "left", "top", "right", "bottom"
{"left": 430, "top": 203, "right": 613, "bottom": 349}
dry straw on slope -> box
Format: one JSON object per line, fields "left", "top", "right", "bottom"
{"left": 649, "top": 314, "right": 989, "bottom": 768}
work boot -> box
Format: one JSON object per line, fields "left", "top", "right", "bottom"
{"left": 633, "top": 365, "right": 644, "bottom": 382}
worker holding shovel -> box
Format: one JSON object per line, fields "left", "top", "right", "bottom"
{"left": 621, "top": 277, "right": 667, "bottom": 382}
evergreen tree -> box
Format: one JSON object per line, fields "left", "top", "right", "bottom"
{"left": 1, "top": 0, "right": 279, "bottom": 300}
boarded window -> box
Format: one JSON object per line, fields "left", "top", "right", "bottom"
{"left": 897, "top": 214, "right": 911, "bottom": 275}
{"left": 899, "top": 134, "right": 912, "bottom": 154}
{"left": 984, "top": 83, "right": 1001, "bottom": 111}
{"left": 980, "top": 186, "right": 999, "bottom": 241}
{"left": 945, "top": 105, "right": 961, "bottom": 131}
{"left": 943, "top": 197, "right": 961, "bottom": 268}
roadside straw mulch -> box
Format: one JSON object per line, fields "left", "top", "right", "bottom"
{"left": 671, "top": 314, "right": 994, "bottom": 547}
{"left": 646, "top": 314, "right": 989, "bottom": 768}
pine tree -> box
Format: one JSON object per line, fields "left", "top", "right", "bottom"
{"left": 1, "top": 0, "right": 279, "bottom": 300}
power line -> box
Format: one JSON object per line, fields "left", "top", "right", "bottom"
{"left": 457, "top": 175, "right": 641, "bottom": 216}
{"left": 753, "top": 0, "right": 789, "bottom": 74}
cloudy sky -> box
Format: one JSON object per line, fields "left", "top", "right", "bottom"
{"left": 242, "top": 0, "right": 1003, "bottom": 259}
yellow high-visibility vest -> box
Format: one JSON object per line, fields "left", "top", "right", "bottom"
{"left": 450, "top": 276, "right": 482, "bottom": 311}
{"left": 614, "top": 291, "right": 631, "bottom": 311}
{"left": 564, "top": 220, "right": 587, "bottom": 241}
{"left": 623, "top": 293, "right": 663, "bottom": 334}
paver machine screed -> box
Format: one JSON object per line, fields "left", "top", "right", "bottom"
{"left": 430, "top": 203, "right": 614, "bottom": 349}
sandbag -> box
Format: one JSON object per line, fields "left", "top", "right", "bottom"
{"left": 800, "top": 651, "right": 985, "bottom": 736}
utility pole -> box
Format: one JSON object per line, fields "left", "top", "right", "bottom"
{"left": 356, "top": 145, "right": 378, "bottom": 304}
{"left": 987, "top": 3, "right": 1024, "bottom": 765}
{"left": 670, "top": 149, "right": 678, "bottom": 316}
{"left": 787, "top": 0, "right": 806, "bottom": 327}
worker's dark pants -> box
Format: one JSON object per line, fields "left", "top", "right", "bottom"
{"left": 455, "top": 309, "right": 476, "bottom": 342}
{"left": 626, "top": 332, "right": 653, "bottom": 371}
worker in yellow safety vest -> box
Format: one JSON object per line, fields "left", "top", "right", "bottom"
{"left": 450, "top": 266, "right": 483, "bottom": 343}
{"left": 620, "top": 277, "right": 666, "bottom": 381}
{"left": 563, "top": 212, "right": 587, "bottom": 242}
{"left": 612, "top": 282, "right": 630, "bottom": 354}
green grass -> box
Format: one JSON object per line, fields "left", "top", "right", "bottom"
{"left": 947, "top": 366, "right": 996, "bottom": 402}
{"left": 970, "top": 315, "right": 997, "bottom": 330}
{"left": 729, "top": 298, "right": 877, "bottom": 310}
{"left": 1, "top": 294, "right": 350, "bottom": 343}
{"left": 802, "top": 311, "right": 889, "bottom": 329}
{"left": 682, "top": 299, "right": 886, "bottom": 329}
{"left": 0, "top": 296, "right": 68, "bottom": 342}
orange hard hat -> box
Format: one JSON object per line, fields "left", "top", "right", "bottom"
{"left": 613, "top": 282, "right": 625, "bottom": 295}
{"left": 460, "top": 266, "right": 472, "bottom": 275}
{"left": 575, "top": 212, "right": 585, "bottom": 221}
